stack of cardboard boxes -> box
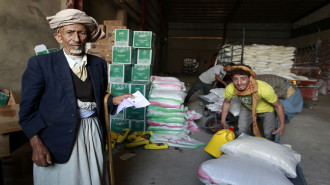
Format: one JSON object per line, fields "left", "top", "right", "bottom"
{"left": 88, "top": 20, "right": 156, "bottom": 134}
{"left": 88, "top": 20, "right": 127, "bottom": 64}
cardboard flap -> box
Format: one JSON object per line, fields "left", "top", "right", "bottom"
{"left": 0, "top": 104, "right": 22, "bottom": 134}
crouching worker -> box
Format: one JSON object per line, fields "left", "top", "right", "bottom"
{"left": 19, "top": 9, "right": 132, "bottom": 185}
{"left": 220, "top": 65, "right": 285, "bottom": 140}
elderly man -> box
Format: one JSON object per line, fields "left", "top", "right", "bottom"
{"left": 19, "top": 9, "right": 131, "bottom": 185}
{"left": 220, "top": 65, "right": 285, "bottom": 140}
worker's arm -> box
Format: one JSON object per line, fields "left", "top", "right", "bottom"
{"left": 272, "top": 99, "right": 285, "bottom": 136}
{"left": 220, "top": 98, "right": 232, "bottom": 129}
{"left": 215, "top": 74, "right": 228, "bottom": 87}
{"left": 30, "top": 135, "right": 52, "bottom": 167}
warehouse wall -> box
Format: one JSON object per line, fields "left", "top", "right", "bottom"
{"left": 0, "top": 0, "right": 126, "bottom": 93}
{"left": 0, "top": 0, "right": 61, "bottom": 92}
{"left": 290, "top": 3, "right": 330, "bottom": 46}
{"left": 167, "top": 38, "right": 220, "bottom": 75}
{"left": 84, "top": 0, "right": 117, "bottom": 24}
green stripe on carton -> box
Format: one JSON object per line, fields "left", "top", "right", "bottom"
{"left": 132, "top": 65, "right": 152, "bottom": 81}
{"left": 110, "top": 119, "right": 129, "bottom": 134}
{"left": 130, "top": 120, "right": 146, "bottom": 132}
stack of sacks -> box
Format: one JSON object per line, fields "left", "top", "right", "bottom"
{"left": 204, "top": 88, "right": 226, "bottom": 112}
{"left": 147, "top": 105, "right": 186, "bottom": 132}
{"left": 203, "top": 88, "right": 241, "bottom": 116}
{"left": 147, "top": 76, "right": 205, "bottom": 148}
{"left": 147, "top": 76, "right": 187, "bottom": 132}
{"left": 222, "top": 44, "right": 308, "bottom": 80}
{"left": 198, "top": 134, "right": 301, "bottom": 185}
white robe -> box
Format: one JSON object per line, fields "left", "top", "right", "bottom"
{"left": 33, "top": 101, "right": 109, "bottom": 185}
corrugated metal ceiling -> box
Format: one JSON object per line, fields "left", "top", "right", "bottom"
{"left": 165, "top": 0, "right": 329, "bottom": 23}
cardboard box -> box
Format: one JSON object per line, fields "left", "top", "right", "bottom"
{"left": 110, "top": 119, "right": 129, "bottom": 134}
{"left": 104, "top": 20, "right": 123, "bottom": 27}
{"left": 88, "top": 49, "right": 113, "bottom": 63}
{"left": 137, "top": 48, "right": 154, "bottom": 64}
{"left": 106, "top": 26, "right": 127, "bottom": 38}
{"left": 115, "top": 29, "right": 133, "bottom": 46}
{"left": 0, "top": 105, "right": 21, "bottom": 135}
{"left": 0, "top": 89, "right": 20, "bottom": 106}
{"left": 109, "top": 83, "right": 130, "bottom": 96}
{"left": 91, "top": 37, "right": 112, "bottom": 50}
{"left": 130, "top": 120, "right": 146, "bottom": 132}
{"left": 131, "top": 65, "right": 153, "bottom": 81}
{"left": 110, "top": 109, "right": 125, "bottom": 119}
{"left": 112, "top": 46, "right": 137, "bottom": 64}
{"left": 0, "top": 89, "right": 21, "bottom": 135}
{"left": 109, "top": 64, "right": 132, "bottom": 83}
{"left": 128, "top": 81, "right": 151, "bottom": 97}
{"left": 133, "top": 31, "right": 155, "bottom": 48}
{"left": 0, "top": 91, "right": 9, "bottom": 106}
{"left": 126, "top": 107, "right": 146, "bottom": 120}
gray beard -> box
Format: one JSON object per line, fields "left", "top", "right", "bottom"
{"left": 70, "top": 49, "right": 83, "bottom": 55}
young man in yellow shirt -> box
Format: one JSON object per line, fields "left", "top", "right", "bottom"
{"left": 220, "top": 65, "right": 285, "bottom": 140}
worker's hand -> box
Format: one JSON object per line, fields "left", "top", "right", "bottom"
{"left": 112, "top": 93, "right": 134, "bottom": 105}
{"left": 272, "top": 125, "right": 285, "bottom": 136}
{"left": 30, "top": 135, "right": 52, "bottom": 167}
{"left": 221, "top": 121, "right": 228, "bottom": 129}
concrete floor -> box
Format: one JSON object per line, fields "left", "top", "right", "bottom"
{"left": 113, "top": 75, "right": 330, "bottom": 185}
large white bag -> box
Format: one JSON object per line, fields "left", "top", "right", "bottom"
{"left": 221, "top": 134, "right": 301, "bottom": 178}
{"left": 198, "top": 154, "right": 293, "bottom": 185}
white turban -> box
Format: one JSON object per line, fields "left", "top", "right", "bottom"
{"left": 46, "top": 9, "right": 105, "bottom": 42}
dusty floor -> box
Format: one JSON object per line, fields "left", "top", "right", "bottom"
{"left": 113, "top": 75, "right": 330, "bottom": 185}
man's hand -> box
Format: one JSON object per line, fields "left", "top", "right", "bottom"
{"left": 112, "top": 93, "right": 134, "bottom": 105}
{"left": 272, "top": 125, "right": 285, "bottom": 136}
{"left": 272, "top": 99, "right": 285, "bottom": 136}
{"left": 30, "top": 135, "right": 52, "bottom": 167}
{"left": 220, "top": 98, "right": 232, "bottom": 129}
{"left": 221, "top": 121, "right": 229, "bottom": 129}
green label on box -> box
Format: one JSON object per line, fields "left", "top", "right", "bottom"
{"left": 0, "top": 92, "right": 9, "bottom": 106}
{"left": 129, "top": 81, "right": 151, "bottom": 97}
{"left": 133, "top": 31, "right": 153, "bottom": 48}
{"left": 137, "top": 49, "right": 153, "bottom": 64}
{"left": 126, "top": 107, "right": 146, "bottom": 120}
{"left": 115, "top": 29, "right": 133, "bottom": 46}
{"left": 110, "top": 119, "right": 129, "bottom": 133}
{"left": 112, "top": 46, "right": 136, "bottom": 64}
{"left": 110, "top": 83, "right": 130, "bottom": 96}
{"left": 110, "top": 110, "right": 125, "bottom": 119}
{"left": 109, "top": 64, "right": 132, "bottom": 83}
{"left": 130, "top": 120, "right": 146, "bottom": 132}
{"left": 109, "top": 65, "right": 123, "bottom": 83}
{"left": 132, "top": 65, "right": 151, "bottom": 81}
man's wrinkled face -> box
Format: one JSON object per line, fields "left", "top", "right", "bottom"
{"left": 54, "top": 24, "right": 87, "bottom": 56}
{"left": 232, "top": 74, "right": 251, "bottom": 91}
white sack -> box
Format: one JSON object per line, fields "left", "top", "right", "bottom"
{"left": 221, "top": 134, "right": 301, "bottom": 178}
{"left": 198, "top": 154, "right": 293, "bottom": 185}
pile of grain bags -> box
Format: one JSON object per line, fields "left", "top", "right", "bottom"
{"left": 222, "top": 44, "right": 308, "bottom": 80}
{"left": 147, "top": 76, "right": 205, "bottom": 148}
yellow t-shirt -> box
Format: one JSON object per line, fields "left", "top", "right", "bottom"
{"left": 223, "top": 80, "right": 277, "bottom": 113}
